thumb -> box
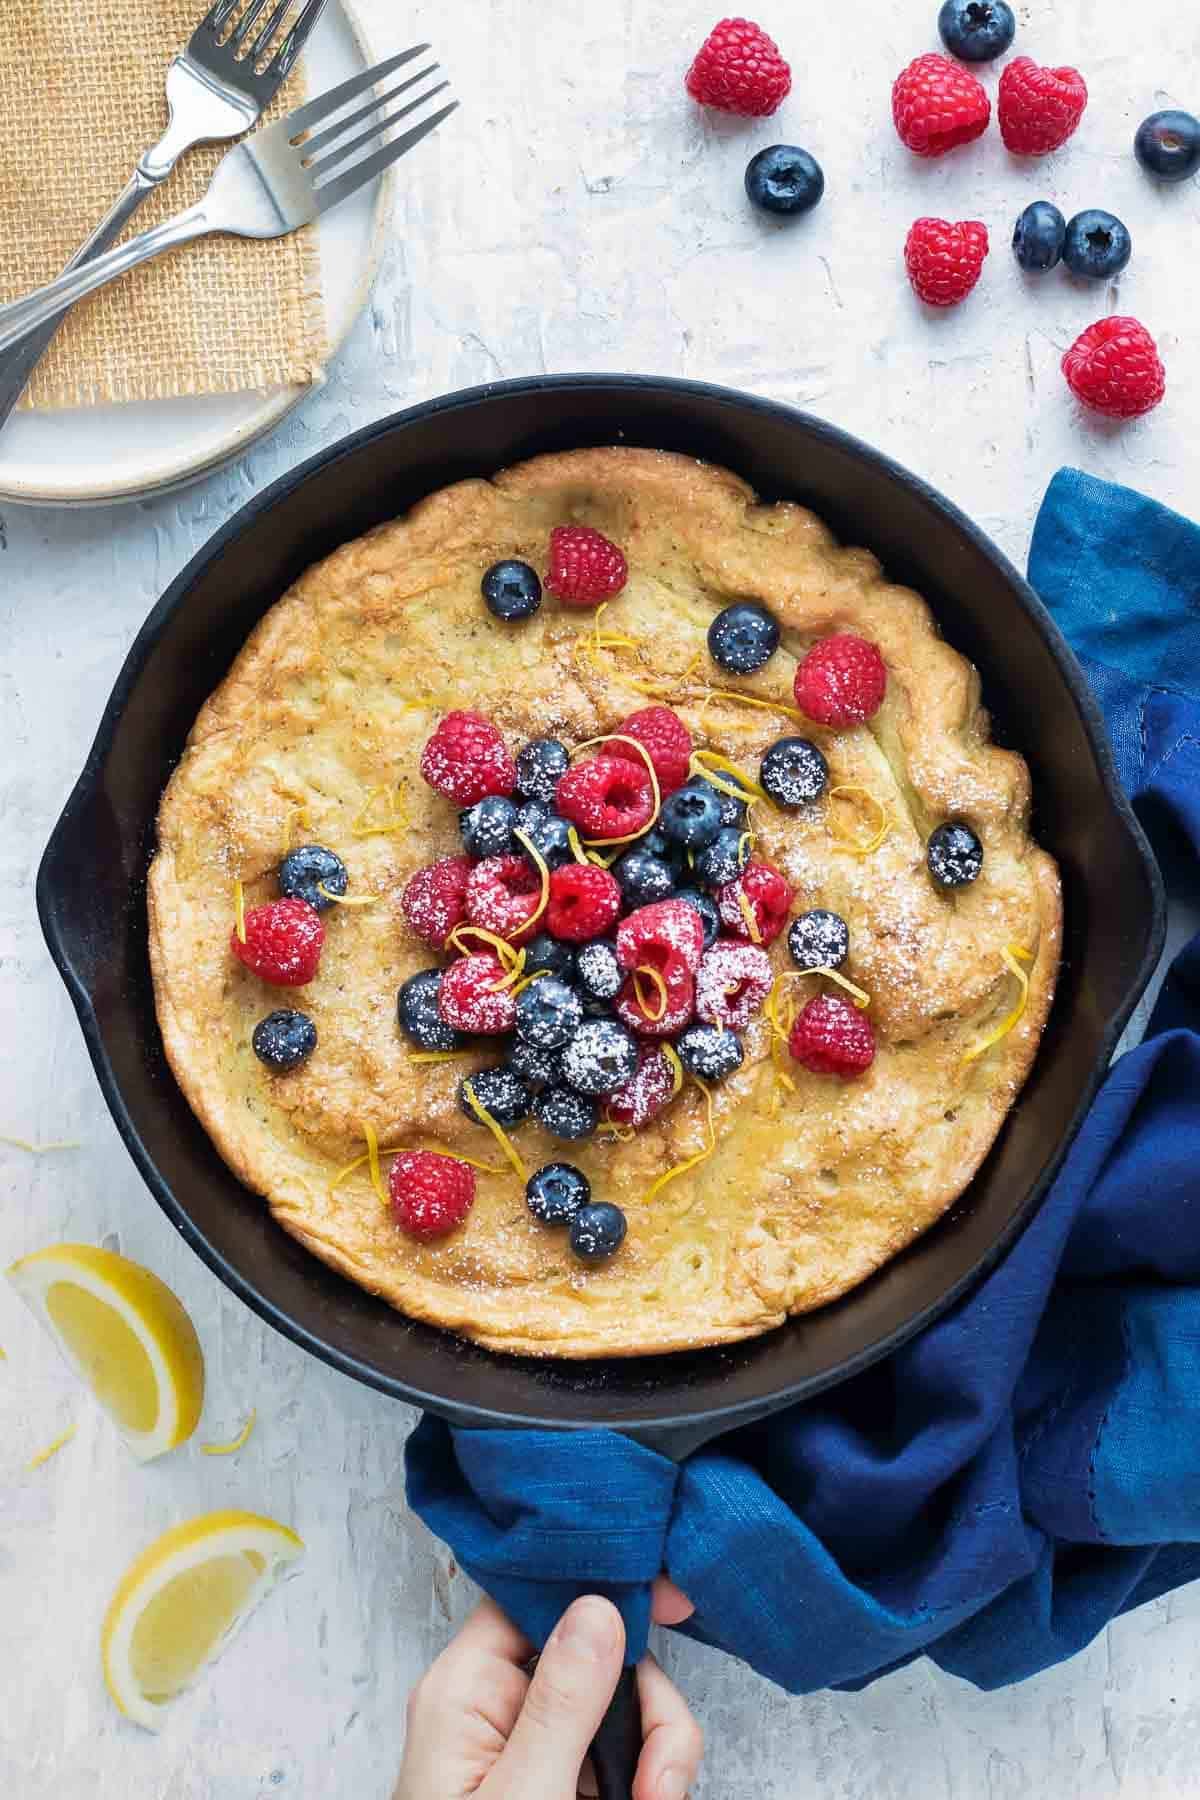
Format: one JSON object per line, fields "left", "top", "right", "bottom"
{"left": 486, "top": 1596, "right": 625, "bottom": 1798}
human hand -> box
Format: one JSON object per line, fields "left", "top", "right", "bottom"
{"left": 394, "top": 1580, "right": 701, "bottom": 1800}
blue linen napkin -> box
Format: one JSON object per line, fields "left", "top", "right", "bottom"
{"left": 407, "top": 468, "right": 1200, "bottom": 1693}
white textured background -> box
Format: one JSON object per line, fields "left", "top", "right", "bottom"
{"left": 3, "top": 1, "right": 1199, "bottom": 1794}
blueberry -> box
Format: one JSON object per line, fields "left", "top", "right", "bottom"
{"left": 676, "top": 1024, "right": 745, "bottom": 1082}
{"left": 759, "top": 737, "right": 829, "bottom": 808}
{"left": 574, "top": 940, "right": 623, "bottom": 1002}
{"left": 614, "top": 847, "right": 675, "bottom": 906}
{"left": 569, "top": 1201, "right": 628, "bottom": 1262}
{"left": 398, "top": 969, "right": 466, "bottom": 1052}
{"left": 252, "top": 1010, "right": 317, "bottom": 1072}
{"left": 482, "top": 559, "right": 542, "bottom": 622}
{"left": 693, "top": 771, "right": 750, "bottom": 829}
{"left": 937, "top": 0, "right": 1015, "bottom": 60}
{"left": 517, "top": 810, "right": 574, "bottom": 870}
{"left": 515, "top": 738, "right": 570, "bottom": 806}
{"left": 1134, "top": 110, "right": 1200, "bottom": 182}
{"left": 694, "top": 826, "right": 750, "bottom": 889}
{"left": 459, "top": 1067, "right": 532, "bottom": 1127}
{"left": 927, "top": 822, "right": 984, "bottom": 888}
{"left": 1012, "top": 201, "right": 1066, "bottom": 273}
{"left": 788, "top": 909, "right": 850, "bottom": 971}
{"left": 707, "top": 602, "right": 780, "bottom": 675}
{"left": 675, "top": 888, "right": 721, "bottom": 950}
{"left": 561, "top": 1019, "right": 639, "bottom": 1096}
{"left": 640, "top": 824, "right": 674, "bottom": 860}
{"left": 745, "top": 145, "right": 824, "bottom": 217}
{"left": 526, "top": 1161, "right": 591, "bottom": 1225}
{"left": 524, "top": 933, "right": 576, "bottom": 981}
{"left": 460, "top": 796, "right": 518, "bottom": 859}
{"left": 507, "top": 1039, "right": 563, "bottom": 1089}
{"left": 1062, "top": 210, "right": 1132, "bottom": 280}
{"left": 660, "top": 779, "right": 724, "bottom": 850}
{"left": 515, "top": 976, "right": 584, "bottom": 1050}
{"left": 278, "top": 844, "right": 347, "bottom": 912}
{"left": 534, "top": 1085, "right": 599, "bottom": 1141}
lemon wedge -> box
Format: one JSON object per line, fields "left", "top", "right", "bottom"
{"left": 101, "top": 1510, "right": 304, "bottom": 1731}
{"left": 6, "top": 1243, "right": 205, "bottom": 1462}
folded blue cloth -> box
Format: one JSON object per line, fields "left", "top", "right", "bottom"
{"left": 407, "top": 468, "right": 1200, "bottom": 1693}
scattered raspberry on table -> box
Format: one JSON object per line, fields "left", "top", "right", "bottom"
{"left": 998, "top": 56, "right": 1087, "bottom": 155}
{"left": 545, "top": 525, "right": 628, "bottom": 607}
{"left": 389, "top": 1150, "right": 476, "bottom": 1238}
{"left": 904, "top": 217, "right": 989, "bottom": 309}
{"left": 685, "top": 17, "right": 791, "bottom": 118}
{"left": 1062, "top": 317, "right": 1165, "bottom": 419}
{"left": 789, "top": 994, "right": 877, "bottom": 1079}
{"left": 420, "top": 711, "right": 516, "bottom": 805}
{"left": 231, "top": 897, "right": 324, "bottom": 987}
{"left": 892, "top": 54, "right": 990, "bottom": 158}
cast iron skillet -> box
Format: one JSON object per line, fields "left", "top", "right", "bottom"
{"left": 39, "top": 376, "right": 1163, "bottom": 1796}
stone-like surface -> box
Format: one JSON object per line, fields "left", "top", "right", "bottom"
{"left": 3, "top": 1, "right": 1199, "bottom": 1793}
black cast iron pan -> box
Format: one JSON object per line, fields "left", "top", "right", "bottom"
{"left": 38, "top": 377, "right": 1164, "bottom": 1797}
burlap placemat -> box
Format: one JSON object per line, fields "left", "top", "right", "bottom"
{"left": 0, "top": 0, "right": 328, "bottom": 412}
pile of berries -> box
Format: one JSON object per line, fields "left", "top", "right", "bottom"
{"left": 230, "top": 545, "right": 993, "bottom": 1264}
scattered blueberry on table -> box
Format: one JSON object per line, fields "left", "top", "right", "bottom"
{"left": 1012, "top": 200, "right": 1066, "bottom": 272}
{"left": 744, "top": 145, "right": 824, "bottom": 217}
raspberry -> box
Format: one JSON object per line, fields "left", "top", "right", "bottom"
{"left": 1062, "top": 318, "right": 1165, "bottom": 420}
{"left": 545, "top": 526, "right": 628, "bottom": 607}
{"left": 685, "top": 17, "right": 791, "bottom": 118}
{"left": 555, "top": 755, "right": 655, "bottom": 839}
{"left": 904, "top": 217, "right": 989, "bottom": 308}
{"left": 606, "top": 1045, "right": 677, "bottom": 1128}
{"left": 789, "top": 994, "right": 876, "bottom": 1079}
{"left": 231, "top": 897, "right": 324, "bottom": 987}
{"left": 695, "top": 940, "right": 773, "bottom": 1031}
{"left": 793, "top": 633, "right": 888, "bottom": 726}
{"left": 438, "top": 954, "right": 517, "bottom": 1034}
{"left": 420, "top": 711, "right": 516, "bottom": 806}
{"left": 611, "top": 707, "right": 693, "bottom": 795}
{"left": 615, "top": 966, "right": 696, "bottom": 1038}
{"left": 616, "top": 899, "right": 706, "bottom": 978}
{"left": 892, "top": 54, "right": 990, "bottom": 158}
{"left": 389, "top": 1150, "right": 476, "bottom": 1239}
{"left": 717, "top": 862, "right": 792, "bottom": 945}
{"left": 401, "top": 855, "right": 472, "bottom": 950}
{"left": 466, "top": 854, "right": 544, "bottom": 942}
{"left": 544, "top": 864, "right": 623, "bottom": 942}
{"left": 998, "top": 56, "right": 1087, "bottom": 156}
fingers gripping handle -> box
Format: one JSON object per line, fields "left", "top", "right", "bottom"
{"left": 590, "top": 1666, "right": 642, "bottom": 1800}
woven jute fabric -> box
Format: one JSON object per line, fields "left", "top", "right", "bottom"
{"left": 0, "top": 1, "right": 328, "bottom": 411}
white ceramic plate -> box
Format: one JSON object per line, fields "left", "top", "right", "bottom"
{"left": 0, "top": 0, "right": 387, "bottom": 508}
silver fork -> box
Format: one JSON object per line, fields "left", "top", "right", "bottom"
{"left": 0, "top": 53, "right": 456, "bottom": 358}
{"left": 0, "top": 0, "right": 331, "bottom": 430}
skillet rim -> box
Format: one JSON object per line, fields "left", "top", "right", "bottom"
{"left": 36, "top": 373, "right": 1167, "bottom": 1442}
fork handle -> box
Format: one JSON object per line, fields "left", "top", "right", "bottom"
{"left": 0, "top": 172, "right": 163, "bottom": 428}
{"left": 0, "top": 203, "right": 211, "bottom": 360}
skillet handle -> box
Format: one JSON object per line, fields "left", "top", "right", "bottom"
{"left": 590, "top": 1665, "right": 641, "bottom": 1800}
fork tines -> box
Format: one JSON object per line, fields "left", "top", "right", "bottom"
{"left": 204, "top": 0, "right": 329, "bottom": 82}
{"left": 287, "top": 47, "right": 458, "bottom": 212}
